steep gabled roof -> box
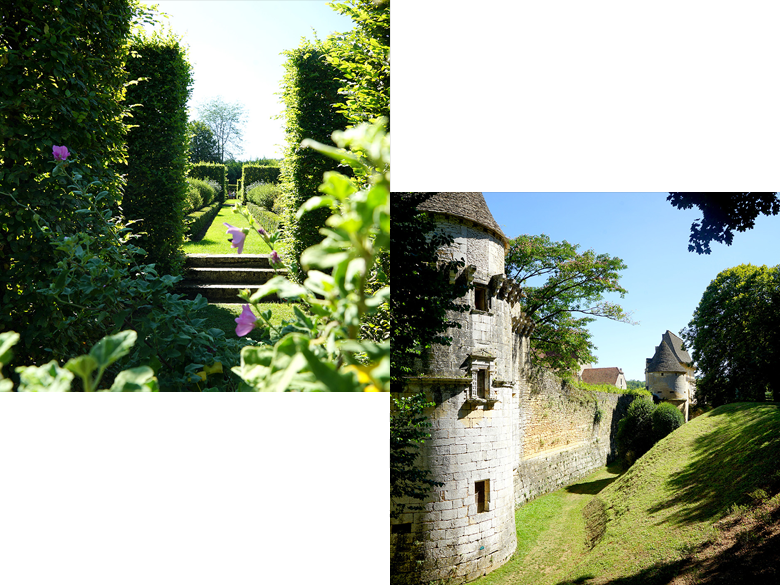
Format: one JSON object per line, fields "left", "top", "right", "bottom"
{"left": 662, "top": 330, "right": 692, "bottom": 365}
{"left": 647, "top": 338, "right": 687, "bottom": 373}
{"left": 417, "top": 192, "right": 508, "bottom": 245}
{"left": 581, "top": 367, "right": 623, "bottom": 386}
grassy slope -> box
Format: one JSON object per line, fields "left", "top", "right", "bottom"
{"left": 474, "top": 465, "right": 624, "bottom": 585}
{"left": 566, "top": 402, "right": 780, "bottom": 584}
{"left": 183, "top": 202, "right": 272, "bottom": 255}
{"left": 472, "top": 402, "right": 780, "bottom": 585}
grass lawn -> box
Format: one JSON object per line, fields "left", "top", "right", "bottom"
{"left": 474, "top": 464, "right": 624, "bottom": 585}
{"left": 475, "top": 402, "right": 780, "bottom": 585}
{"left": 200, "top": 302, "right": 299, "bottom": 343}
{"left": 184, "top": 202, "right": 272, "bottom": 255}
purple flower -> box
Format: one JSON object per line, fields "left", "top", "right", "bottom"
{"left": 223, "top": 223, "right": 247, "bottom": 254}
{"left": 257, "top": 227, "right": 267, "bottom": 236}
{"left": 52, "top": 145, "right": 69, "bottom": 161}
{"left": 270, "top": 250, "right": 281, "bottom": 265}
{"left": 235, "top": 304, "right": 257, "bottom": 337}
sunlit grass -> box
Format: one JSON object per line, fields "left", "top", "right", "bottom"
{"left": 183, "top": 202, "right": 272, "bottom": 255}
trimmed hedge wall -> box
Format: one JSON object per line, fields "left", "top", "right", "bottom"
{"left": 277, "top": 39, "right": 350, "bottom": 282}
{"left": 240, "top": 165, "right": 280, "bottom": 204}
{"left": 123, "top": 30, "right": 193, "bottom": 276}
{"left": 0, "top": 0, "right": 136, "bottom": 358}
{"left": 189, "top": 162, "right": 227, "bottom": 204}
{"left": 245, "top": 203, "right": 282, "bottom": 234}
{"left": 185, "top": 200, "right": 222, "bottom": 240}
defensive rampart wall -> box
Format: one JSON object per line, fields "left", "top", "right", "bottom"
{"left": 513, "top": 369, "right": 635, "bottom": 505}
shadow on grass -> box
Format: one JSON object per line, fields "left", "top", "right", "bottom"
{"left": 558, "top": 528, "right": 780, "bottom": 585}
{"left": 646, "top": 403, "right": 780, "bottom": 526}
{"left": 566, "top": 461, "right": 626, "bottom": 496}
{"left": 200, "top": 304, "right": 269, "bottom": 343}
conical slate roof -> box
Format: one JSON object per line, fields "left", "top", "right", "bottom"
{"left": 662, "top": 330, "right": 692, "bottom": 365}
{"left": 417, "top": 193, "right": 508, "bottom": 245}
{"left": 647, "top": 338, "right": 687, "bottom": 373}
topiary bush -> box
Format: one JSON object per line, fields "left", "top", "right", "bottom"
{"left": 652, "top": 402, "right": 685, "bottom": 443}
{"left": 616, "top": 398, "right": 656, "bottom": 464}
{"left": 189, "top": 162, "right": 227, "bottom": 204}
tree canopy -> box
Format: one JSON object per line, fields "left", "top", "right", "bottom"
{"left": 681, "top": 263, "right": 780, "bottom": 406}
{"left": 668, "top": 193, "right": 780, "bottom": 254}
{"left": 194, "top": 96, "right": 247, "bottom": 162}
{"left": 505, "top": 234, "right": 633, "bottom": 374}
{"left": 187, "top": 120, "right": 220, "bottom": 163}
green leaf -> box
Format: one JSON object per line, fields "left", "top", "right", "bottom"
{"left": 0, "top": 331, "right": 20, "bottom": 369}
{"left": 300, "top": 244, "right": 351, "bottom": 271}
{"left": 64, "top": 354, "right": 98, "bottom": 381}
{"left": 89, "top": 330, "right": 137, "bottom": 369}
{"left": 109, "top": 366, "right": 158, "bottom": 392}
{"left": 16, "top": 361, "right": 74, "bottom": 392}
{"left": 248, "top": 275, "right": 308, "bottom": 303}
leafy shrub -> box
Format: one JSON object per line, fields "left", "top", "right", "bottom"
{"left": 246, "top": 182, "right": 281, "bottom": 211}
{"left": 616, "top": 398, "right": 656, "bottom": 463}
{"left": 183, "top": 184, "right": 203, "bottom": 215}
{"left": 204, "top": 178, "right": 222, "bottom": 197}
{"left": 189, "top": 162, "right": 227, "bottom": 204}
{"left": 184, "top": 177, "right": 216, "bottom": 213}
{"left": 652, "top": 402, "right": 684, "bottom": 442}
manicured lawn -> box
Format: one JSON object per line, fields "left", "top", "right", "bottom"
{"left": 200, "top": 302, "right": 300, "bottom": 342}
{"left": 184, "top": 202, "right": 272, "bottom": 255}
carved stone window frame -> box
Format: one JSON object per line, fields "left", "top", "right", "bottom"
{"left": 466, "top": 353, "right": 498, "bottom": 406}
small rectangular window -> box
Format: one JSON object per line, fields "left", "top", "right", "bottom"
{"left": 477, "top": 369, "right": 487, "bottom": 399}
{"left": 475, "top": 286, "right": 488, "bottom": 311}
{"left": 475, "top": 479, "right": 490, "bottom": 513}
{"left": 391, "top": 523, "right": 412, "bottom": 534}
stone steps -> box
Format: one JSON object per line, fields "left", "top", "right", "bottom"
{"left": 175, "top": 254, "right": 287, "bottom": 304}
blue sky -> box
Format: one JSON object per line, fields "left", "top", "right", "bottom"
{"left": 141, "top": 1, "right": 353, "bottom": 160}
{"left": 483, "top": 193, "right": 780, "bottom": 381}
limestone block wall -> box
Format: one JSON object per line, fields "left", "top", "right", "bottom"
{"left": 513, "top": 370, "right": 635, "bottom": 505}
{"left": 391, "top": 382, "right": 518, "bottom": 585}
{"left": 433, "top": 218, "right": 505, "bottom": 277}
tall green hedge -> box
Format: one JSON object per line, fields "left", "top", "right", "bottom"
{"left": 189, "top": 162, "right": 227, "bottom": 205}
{"left": 0, "top": 0, "right": 142, "bottom": 359}
{"left": 240, "top": 165, "right": 281, "bottom": 203}
{"left": 123, "top": 30, "right": 193, "bottom": 276}
{"left": 277, "top": 39, "right": 350, "bottom": 282}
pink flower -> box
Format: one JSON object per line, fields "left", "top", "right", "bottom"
{"left": 52, "top": 145, "right": 69, "bottom": 161}
{"left": 270, "top": 250, "right": 281, "bottom": 265}
{"left": 223, "top": 223, "right": 247, "bottom": 254}
{"left": 235, "top": 304, "right": 257, "bottom": 337}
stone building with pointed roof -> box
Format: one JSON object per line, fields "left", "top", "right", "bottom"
{"left": 392, "top": 193, "right": 640, "bottom": 584}
{"left": 645, "top": 330, "right": 696, "bottom": 420}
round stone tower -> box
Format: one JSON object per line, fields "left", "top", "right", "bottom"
{"left": 391, "top": 193, "right": 534, "bottom": 584}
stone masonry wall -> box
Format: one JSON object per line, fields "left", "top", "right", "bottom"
{"left": 391, "top": 382, "right": 518, "bottom": 585}
{"left": 513, "top": 370, "right": 635, "bottom": 506}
